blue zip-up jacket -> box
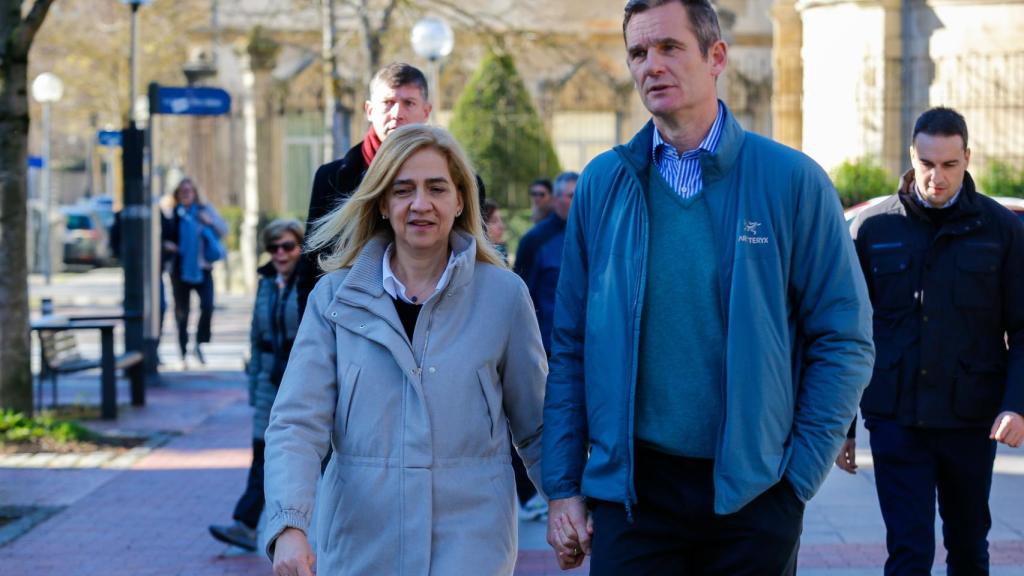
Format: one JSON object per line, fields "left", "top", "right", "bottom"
{"left": 542, "top": 105, "right": 875, "bottom": 514}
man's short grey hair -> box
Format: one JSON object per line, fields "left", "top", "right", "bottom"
{"left": 370, "top": 62, "right": 429, "bottom": 102}
{"left": 622, "top": 0, "right": 722, "bottom": 58}
{"left": 553, "top": 171, "right": 579, "bottom": 197}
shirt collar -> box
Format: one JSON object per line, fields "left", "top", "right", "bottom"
{"left": 381, "top": 243, "right": 458, "bottom": 304}
{"left": 652, "top": 100, "right": 725, "bottom": 161}
{"left": 912, "top": 181, "right": 962, "bottom": 210}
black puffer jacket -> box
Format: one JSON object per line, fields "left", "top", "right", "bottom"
{"left": 850, "top": 171, "right": 1024, "bottom": 428}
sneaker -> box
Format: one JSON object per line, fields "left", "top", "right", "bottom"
{"left": 194, "top": 344, "right": 207, "bottom": 365}
{"left": 209, "top": 520, "right": 257, "bottom": 551}
{"left": 518, "top": 493, "right": 549, "bottom": 522}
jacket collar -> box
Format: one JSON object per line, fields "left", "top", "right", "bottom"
{"left": 335, "top": 229, "right": 478, "bottom": 304}
{"left": 898, "top": 169, "right": 982, "bottom": 222}
{"left": 615, "top": 100, "right": 746, "bottom": 186}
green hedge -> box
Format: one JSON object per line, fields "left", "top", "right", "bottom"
{"left": 978, "top": 160, "right": 1024, "bottom": 198}
{"left": 831, "top": 158, "right": 892, "bottom": 208}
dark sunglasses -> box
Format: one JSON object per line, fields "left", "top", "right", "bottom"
{"left": 266, "top": 241, "right": 298, "bottom": 254}
{"left": 529, "top": 190, "right": 549, "bottom": 198}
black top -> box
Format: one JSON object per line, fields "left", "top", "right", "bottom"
{"left": 392, "top": 297, "right": 422, "bottom": 341}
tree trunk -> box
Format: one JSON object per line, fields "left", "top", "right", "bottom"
{"left": 0, "top": 0, "right": 56, "bottom": 415}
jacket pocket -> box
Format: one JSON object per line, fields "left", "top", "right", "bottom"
{"left": 339, "top": 364, "right": 360, "bottom": 436}
{"left": 953, "top": 360, "right": 1004, "bottom": 420}
{"left": 954, "top": 249, "right": 1000, "bottom": 308}
{"left": 477, "top": 367, "right": 504, "bottom": 440}
{"left": 868, "top": 252, "right": 913, "bottom": 310}
{"left": 860, "top": 349, "right": 901, "bottom": 416}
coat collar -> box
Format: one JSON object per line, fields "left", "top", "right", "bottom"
{"left": 615, "top": 100, "right": 746, "bottom": 186}
{"left": 336, "top": 229, "right": 478, "bottom": 304}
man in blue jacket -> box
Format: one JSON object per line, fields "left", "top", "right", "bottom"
{"left": 541, "top": 0, "right": 875, "bottom": 573}
{"left": 846, "top": 107, "right": 1024, "bottom": 575}
{"left": 515, "top": 171, "right": 578, "bottom": 356}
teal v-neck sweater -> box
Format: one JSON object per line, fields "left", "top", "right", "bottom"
{"left": 635, "top": 166, "right": 725, "bottom": 459}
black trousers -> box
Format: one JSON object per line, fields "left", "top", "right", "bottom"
{"left": 589, "top": 447, "right": 804, "bottom": 576}
{"left": 233, "top": 438, "right": 265, "bottom": 529}
{"left": 868, "top": 419, "right": 997, "bottom": 576}
{"left": 171, "top": 269, "right": 214, "bottom": 355}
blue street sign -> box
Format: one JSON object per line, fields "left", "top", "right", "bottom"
{"left": 154, "top": 86, "right": 231, "bottom": 116}
{"left": 97, "top": 130, "right": 122, "bottom": 147}
{"left": 28, "top": 155, "right": 44, "bottom": 168}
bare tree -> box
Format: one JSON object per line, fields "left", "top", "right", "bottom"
{"left": 0, "top": 0, "right": 56, "bottom": 415}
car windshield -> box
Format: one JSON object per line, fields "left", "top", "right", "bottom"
{"left": 66, "top": 214, "right": 93, "bottom": 230}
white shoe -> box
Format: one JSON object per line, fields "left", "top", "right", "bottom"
{"left": 518, "top": 494, "right": 548, "bottom": 522}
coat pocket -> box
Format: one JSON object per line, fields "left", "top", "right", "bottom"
{"left": 954, "top": 249, "right": 1001, "bottom": 308}
{"left": 860, "top": 349, "right": 902, "bottom": 416}
{"left": 953, "top": 361, "right": 1004, "bottom": 421}
{"left": 868, "top": 251, "right": 913, "bottom": 310}
{"left": 339, "top": 364, "right": 361, "bottom": 436}
{"left": 477, "top": 367, "right": 504, "bottom": 440}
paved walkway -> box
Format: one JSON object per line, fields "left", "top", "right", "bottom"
{"left": 4, "top": 268, "right": 1024, "bottom": 575}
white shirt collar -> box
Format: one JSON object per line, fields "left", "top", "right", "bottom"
{"left": 382, "top": 243, "right": 458, "bottom": 304}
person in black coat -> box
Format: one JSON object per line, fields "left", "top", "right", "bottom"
{"left": 296, "top": 62, "right": 485, "bottom": 317}
{"left": 845, "top": 107, "right": 1024, "bottom": 575}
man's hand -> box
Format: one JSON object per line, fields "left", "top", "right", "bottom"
{"left": 835, "top": 438, "right": 858, "bottom": 474}
{"left": 991, "top": 411, "right": 1024, "bottom": 448}
{"left": 273, "top": 527, "right": 315, "bottom": 576}
{"left": 546, "top": 496, "right": 592, "bottom": 570}
{"left": 162, "top": 241, "right": 178, "bottom": 254}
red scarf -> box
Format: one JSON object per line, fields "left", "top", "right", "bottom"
{"left": 361, "top": 125, "right": 383, "bottom": 167}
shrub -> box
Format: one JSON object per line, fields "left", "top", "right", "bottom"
{"left": 449, "top": 51, "right": 561, "bottom": 210}
{"left": 977, "top": 160, "right": 1024, "bottom": 198}
{"left": 831, "top": 157, "right": 892, "bottom": 208}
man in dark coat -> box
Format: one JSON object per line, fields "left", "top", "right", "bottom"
{"left": 296, "top": 63, "right": 432, "bottom": 316}
{"left": 847, "top": 107, "right": 1024, "bottom": 575}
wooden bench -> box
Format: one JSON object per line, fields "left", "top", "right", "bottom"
{"left": 34, "top": 318, "right": 143, "bottom": 419}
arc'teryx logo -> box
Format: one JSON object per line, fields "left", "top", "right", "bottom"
{"left": 738, "top": 219, "right": 769, "bottom": 245}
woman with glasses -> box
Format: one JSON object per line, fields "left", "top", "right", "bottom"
{"left": 208, "top": 218, "right": 304, "bottom": 552}
{"left": 264, "top": 125, "right": 547, "bottom": 576}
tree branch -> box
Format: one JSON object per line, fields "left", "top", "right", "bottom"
{"left": 12, "top": 0, "right": 56, "bottom": 54}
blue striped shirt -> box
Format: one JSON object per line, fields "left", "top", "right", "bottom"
{"left": 651, "top": 101, "right": 725, "bottom": 199}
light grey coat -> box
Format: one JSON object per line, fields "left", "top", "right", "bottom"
{"left": 264, "top": 231, "right": 547, "bottom": 575}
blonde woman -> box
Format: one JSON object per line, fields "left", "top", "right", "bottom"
{"left": 264, "top": 125, "right": 547, "bottom": 576}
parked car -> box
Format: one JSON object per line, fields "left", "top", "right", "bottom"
{"left": 61, "top": 206, "right": 112, "bottom": 267}
{"left": 844, "top": 194, "right": 1024, "bottom": 224}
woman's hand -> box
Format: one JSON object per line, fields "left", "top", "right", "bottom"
{"left": 162, "top": 241, "right": 178, "bottom": 254}
{"left": 198, "top": 209, "right": 214, "bottom": 226}
{"left": 273, "top": 528, "right": 316, "bottom": 576}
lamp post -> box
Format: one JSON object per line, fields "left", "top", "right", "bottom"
{"left": 121, "top": 0, "right": 151, "bottom": 126}
{"left": 121, "top": 0, "right": 153, "bottom": 398}
{"left": 31, "top": 72, "right": 64, "bottom": 285}
{"left": 410, "top": 16, "right": 454, "bottom": 113}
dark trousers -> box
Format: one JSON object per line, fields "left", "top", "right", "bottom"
{"left": 512, "top": 441, "right": 537, "bottom": 506}
{"left": 233, "top": 438, "right": 265, "bottom": 529}
{"left": 589, "top": 447, "right": 804, "bottom": 576}
{"left": 867, "top": 419, "right": 997, "bottom": 576}
{"left": 171, "top": 269, "right": 214, "bottom": 355}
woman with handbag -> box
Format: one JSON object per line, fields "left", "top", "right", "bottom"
{"left": 264, "top": 125, "right": 547, "bottom": 576}
{"left": 161, "top": 177, "right": 228, "bottom": 367}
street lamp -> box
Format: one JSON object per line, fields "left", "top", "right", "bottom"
{"left": 121, "top": 0, "right": 152, "bottom": 126}
{"left": 410, "top": 16, "right": 454, "bottom": 112}
{"left": 32, "top": 72, "right": 64, "bottom": 285}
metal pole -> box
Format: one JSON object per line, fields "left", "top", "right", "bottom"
{"left": 129, "top": 3, "right": 140, "bottom": 126}
{"left": 144, "top": 82, "right": 161, "bottom": 383}
{"left": 41, "top": 102, "right": 52, "bottom": 285}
